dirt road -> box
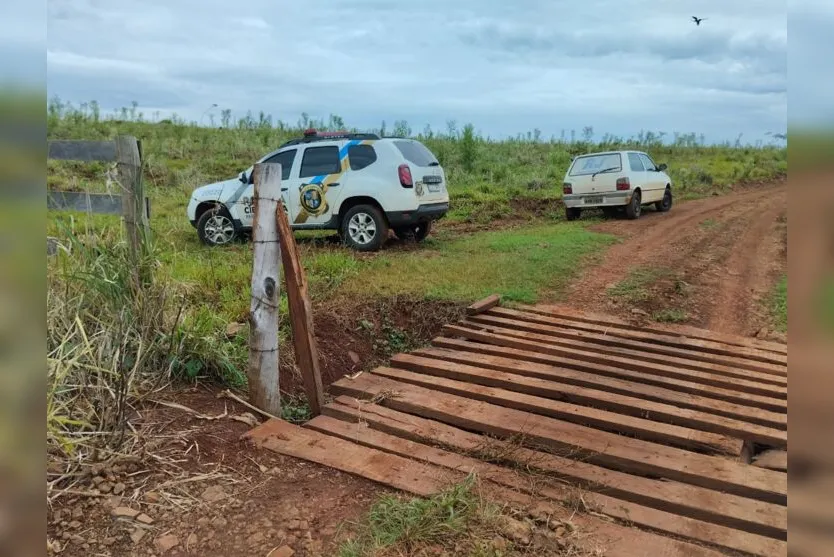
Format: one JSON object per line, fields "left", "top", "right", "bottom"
{"left": 564, "top": 179, "right": 787, "bottom": 338}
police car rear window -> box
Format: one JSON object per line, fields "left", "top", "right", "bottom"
{"left": 394, "top": 140, "right": 438, "bottom": 167}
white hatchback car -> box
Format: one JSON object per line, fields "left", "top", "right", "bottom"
{"left": 186, "top": 129, "right": 450, "bottom": 251}
{"left": 561, "top": 150, "right": 673, "bottom": 220}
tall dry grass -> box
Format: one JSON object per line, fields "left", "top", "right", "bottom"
{"left": 46, "top": 221, "right": 240, "bottom": 489}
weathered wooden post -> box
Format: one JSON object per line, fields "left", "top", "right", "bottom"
{"left": 275, "top": 195, "right": 325, "bottom": 416}
{"left": 248, "top": 163, "right": 282, "bottom": 415}
{"left": 115, "top": 135, "right": 151, "bottom": 287}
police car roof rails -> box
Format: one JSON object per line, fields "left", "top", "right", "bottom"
{"left": 278, "top": 129, "right": 381, "bottom": 148}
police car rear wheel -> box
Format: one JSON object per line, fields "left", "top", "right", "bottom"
{"left": 341, "top": 205, "right": 388, "bottom": 252}
{"left": 197, "top": 207, "right": 238, "bottom": 246}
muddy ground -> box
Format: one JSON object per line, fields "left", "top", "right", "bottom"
{"left": 567, "top": 177, "right": 787, "bottom": 339}
{"left": 47, "top": 181, "right": 788, "bottom": 557}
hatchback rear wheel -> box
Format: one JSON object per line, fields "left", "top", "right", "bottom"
{"left": 625, "top": 191, "right": 642, "bottom": 220}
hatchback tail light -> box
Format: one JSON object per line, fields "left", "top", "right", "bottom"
{"left": 563, "top": 183, "right": 573, "bottom": 194}
{"left": 398, "top": 164, "right": 413, "bottom": 188}
{"left": 616, "top": 177, "right": 631, "bottom": 191}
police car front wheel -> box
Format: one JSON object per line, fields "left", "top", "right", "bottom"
{"left": 197, "top": 207, "right": 238, "bottom": 246}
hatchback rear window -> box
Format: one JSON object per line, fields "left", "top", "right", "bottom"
{"left": 393, "top": 140, "right": 439, "bottom": 167}
{"left": 569, "top": 153, "right": 623, "bottom": 176}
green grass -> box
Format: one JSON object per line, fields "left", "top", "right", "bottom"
{"left": 770, "top": 275, "right": 788, "bottom": 333}
{"left": 700, "top": 218, "right": 720, "bottom": 230}
{"left": 607, "top": 267, "right": 673, "bottom": 304}
{"left": 342, "top": 224, "right": 615, "bottom": 304}
{"left": 338, "top": 474, "right": 499, "bottom": 557}
{"left": 652, "top": 308, "right": 689, "bottom": 323}
{"left": 46, "top": 100, "right": 788, "bottom": 388}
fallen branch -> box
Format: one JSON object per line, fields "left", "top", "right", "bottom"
{"left": 218, "top": 389, "right": 281, "bottom": 421}
{"left": 147, "top": 399, "right": 229, "bottom": 420}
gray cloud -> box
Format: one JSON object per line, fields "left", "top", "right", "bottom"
{"left": 45, "top": 0, "right": 789, "bottom": 142}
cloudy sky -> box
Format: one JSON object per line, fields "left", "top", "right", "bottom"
{"left": 8, "top": 1, "right": 824, "bottom": 142}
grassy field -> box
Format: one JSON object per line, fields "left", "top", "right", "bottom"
{"left": 46, "top": 99, "right": 787, "bottom": 397}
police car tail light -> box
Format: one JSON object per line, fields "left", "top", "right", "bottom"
{"left": 563, "top": 183, "right": 573, "bottom": 194}
{"left": 616, "top": 177, "right": 631, "bottom": 191}
{"left": 398, "top": 164, "right": 414, "bottom": 188}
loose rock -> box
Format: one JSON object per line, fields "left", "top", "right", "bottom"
{"left": 130, "top": 529, "right": 147, "bottom": 544}
{"left": 498, "top": 516, "right": 531, "bottom": 545}
{"left": 271, "top": 546, "right": 295, "bottom": 557}
{"left": 211, "top": 517, "right": 228, "bottom": 528}
{"left": 136, "top": 513, "right": 154, "bottom": 525}
{"left": 186, "top": 533, "right": 198, "bottom": 548}
{"left": 201, "top": 485, "right": 228, "bottom": 503}
{"left": 112, "top": 482, "right": 126, "bottom": 495}
{"left": 154, "top": 534, "right": 180, "bottom": 553}
{"left": 111, "top": 507, "right": 140, "bottom": 519}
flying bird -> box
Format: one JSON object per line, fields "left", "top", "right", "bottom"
{"left": 692, "top": 16, "right": 707, "bottom": 26}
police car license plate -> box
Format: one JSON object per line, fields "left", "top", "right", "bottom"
{"left": 585, "top": 195, "right": 603, "bottom": 204}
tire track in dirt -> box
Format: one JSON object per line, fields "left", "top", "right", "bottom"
{"left": 706, "top": 189, "right": 787, "bottom": 335}
{"left": 564, "top": 181, "right": 787, "bottom": 337}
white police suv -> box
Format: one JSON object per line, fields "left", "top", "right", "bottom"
{"left": 186, "top": 129, "right": 450, "bottom": 251}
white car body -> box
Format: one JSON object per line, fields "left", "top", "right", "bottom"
{"left": 187, "top": 131, "right": 450, "bottom": 250}
{"left": 561, "top": 150, "right": 673, "bottom": 219}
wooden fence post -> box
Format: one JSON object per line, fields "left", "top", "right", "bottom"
{"left": 275, "top": 191, "right": 325, "bottom": 416}
{"left": 247, "top": 163, "right": 282, "bottom": 416}
{"left": 115, "top": 135, "right": 150, "bottom": 286}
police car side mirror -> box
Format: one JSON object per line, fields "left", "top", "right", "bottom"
{"left": 239, "top": 171, "right": 247, "bottom": 183}
{"left": 657, "top": 163, "right": 668, "bottom": 171}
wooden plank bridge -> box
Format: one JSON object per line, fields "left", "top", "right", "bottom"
{"left": 245, "top": 299, "right": 787, "bottom": 557}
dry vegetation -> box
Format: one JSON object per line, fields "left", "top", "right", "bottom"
{"left": 46, "top": 99, "right": 788, "bottom": 555}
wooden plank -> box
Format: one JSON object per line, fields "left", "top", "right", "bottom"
{"left": 47, "top": 139, "right": 117, "bottom": 162}
{"left": 511, "top": 305, "right": 788, "bottom": 364}
{"left": 246, "top": 164, "right": 283, "bottom": 415}
{"left": 274, "top": 186, "right": 324, "bottom": 416}
{"left": 418, "top": 342, "right": 787, "bottom": 430}
{"left": 371, "top": 366, "right": 744, "bottom": 455}
{"left": 330, "top": 373, "right": 787, "bottom": 504}
{"left": 500, "top": 307, "right": 789, "bottom": 373}
{"left": 391, "top": 353, "right": 787, "bottom": 448}
{"left": 325, "top": 398, "right": 786, "bottom": 540}
{"left": 753, "top": 450, "right": 787, "bottom": 472}
{"left": 310, "top": 414, "right": 785, "bottom": 556}
{"left": 433, "top": 334, "right": 786, "bottom": 413}
{"left": 472, "top": 311, "right": 787, "bottom": 379}
{"left": 243, "top": 419, "right": 727, "bottom": 557}
{"left": 448, "top": 322, "right": 788, "bottom": 401}
{"left": 466, "top": 294, "right": 501, "bottom": 315}
{"left": 529, "top": 303, "right": 788, "bottom": 355}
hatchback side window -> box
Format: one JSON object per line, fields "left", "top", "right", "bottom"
{"left": 263, "top": 149, "right": 297, "bottom": 181}
{"left": 639, "top": 154, "right": 657, "bottom": 171}
{"left": 300, "top": 146, "right": 340, "bottom": 178}
{"left": 348, "top": 144, "right": 377, "bottom": 171}
{"left": 628, "top": 153, "right": 645, "bottom": 172}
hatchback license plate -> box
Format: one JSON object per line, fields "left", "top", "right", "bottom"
{"left": 584, "top": 195, "right": 604, "bottom": 204}
{"left": 427, "top": 184, "right": 441, "bottom": 192}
